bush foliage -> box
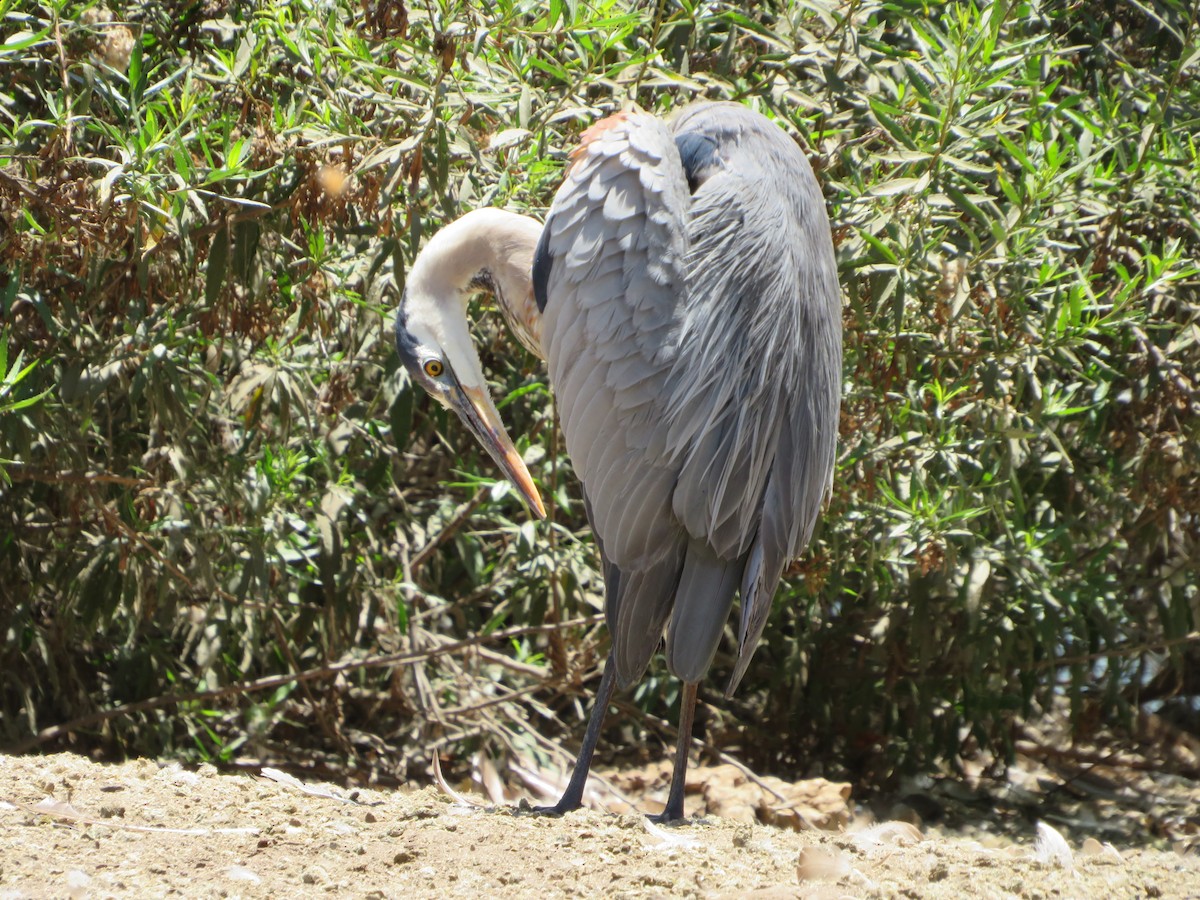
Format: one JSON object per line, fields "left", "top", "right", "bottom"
{"left": 1, "top": 0, "right": 1197, "bottom": 786}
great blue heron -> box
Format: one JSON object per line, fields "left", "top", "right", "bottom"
{"left": 394, "top": 101, "right": 841, "bottom": 822}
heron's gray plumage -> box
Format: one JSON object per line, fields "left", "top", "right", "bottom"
{"left": 395, "top": 100, "right": 841, "bottom": 820}
{"left": 535, "top": 102, "right": 841, "bottom": 693}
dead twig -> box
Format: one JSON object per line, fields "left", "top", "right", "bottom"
{"left": 637, "top": 707, "right": 794, "bottom": 809}
{"left": 5, "top": 616, "right": 599, "bottom": 754}
{"left": 409, "top": 487, "right": 490, "bottom": 571}
{"left": 1032, "top": 631, "right": 1200, "bottom": 670}
{"left": 3, "top": 465, "right": 153, "bottom": 488}
{"left": 440, "top": 682, "right": 542, "bottom": 718}
{"left": 472, "top": 646, "right": 552, "bottom": 680}
{"left": 431, "top": 751, "right": 487, "bottom": 808}
{"left": 53, "top": 14, "right": 72, "bottom": 151}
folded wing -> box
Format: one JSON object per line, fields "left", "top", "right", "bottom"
{"left": 535, "top": 103, "right": 841, "bottom": 691}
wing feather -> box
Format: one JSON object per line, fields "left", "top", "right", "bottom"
{"left": 666, "top": 103, "right": 842, "bottom": 689}
{"left": 538, "top": 102, "right": 841, "bottom": 690}
{"left": 541, "top": 112, "right": 689, "bottom": 566}
{"left": 538, "top": 112, "right": 693, "bottom": 684}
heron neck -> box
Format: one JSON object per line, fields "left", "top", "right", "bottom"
{"left": 412, "top": 208, "right": 546, "bottom": 360}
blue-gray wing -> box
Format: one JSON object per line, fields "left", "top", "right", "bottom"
{"left": 536, "top": 111, "right": 694, "bottom": 687}
{"left": 536, "top": 103, "right": 841, "bottom": 692}
{"left": 666, "top": 103, "right": 842, "bottom": 694}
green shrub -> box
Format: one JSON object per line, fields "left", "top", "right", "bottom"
{"left": 0, "top": 0, "right": 1196, "bottom": 786}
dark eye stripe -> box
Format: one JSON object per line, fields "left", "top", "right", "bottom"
{"left": 394, "top": 296, "right": 424, "bottom": 374}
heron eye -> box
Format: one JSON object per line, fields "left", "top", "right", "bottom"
{"left": 423, "top": 359, "right": 444, "bottom": 378}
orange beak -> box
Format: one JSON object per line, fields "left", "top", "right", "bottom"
{"left": 450, "top": 384, "right": 546, "bottom": 520}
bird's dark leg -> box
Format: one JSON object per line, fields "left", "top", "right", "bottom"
{"left": 654, "top": 681, "right": 699, "bottom": 824}
{"left": 535, "top": 657, "right": 617, "bottom": 815}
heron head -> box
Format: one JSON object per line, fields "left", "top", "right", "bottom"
{"left": 395, "top": 274, "right": 546, "bottom": 520}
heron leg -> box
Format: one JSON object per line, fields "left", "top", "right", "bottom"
{"left": 654, "top": 680, "right": 699, "bottom": 824}
{"left": 535, "top": 657, "right": 617, "bottom": 816}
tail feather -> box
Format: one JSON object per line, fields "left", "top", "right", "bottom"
{"left": 725, "top": 537, "right": 787, "bottom": 697}
{"left": 665, "top": 541, "right": 745, "bottom": 685}
{"left": 610, "top": 545, "right": 685, "bottom": 688}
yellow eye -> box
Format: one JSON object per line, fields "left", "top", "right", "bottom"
{"left": 423, "top": 359, "right": 444, "bottom": 378}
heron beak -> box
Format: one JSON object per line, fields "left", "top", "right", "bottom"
{"left": 449, "top": 383, "right": 547, "bottom": 520}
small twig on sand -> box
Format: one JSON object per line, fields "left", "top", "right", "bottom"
{"left": 638, "top": 708, "right": 795, "bottom": 809}
{"left": 431, "top": 752, "right": 487, "bottom": 808}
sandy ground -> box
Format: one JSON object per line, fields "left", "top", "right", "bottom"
{"left": 2, "top": 752, "right": 1198, "bottom": 898}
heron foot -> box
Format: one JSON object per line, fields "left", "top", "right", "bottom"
{"left": 531, "top": 804, "right": 572, "bottom": 817}
{"left": 518, "top": 797, "right": 583, "bottom": 817}
{"left": 648, "top": 805, "right": 687, "bottom": 826}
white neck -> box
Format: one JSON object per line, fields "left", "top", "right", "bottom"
{"left": 407, "top": 208, "right": 545, "bottom": 358}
